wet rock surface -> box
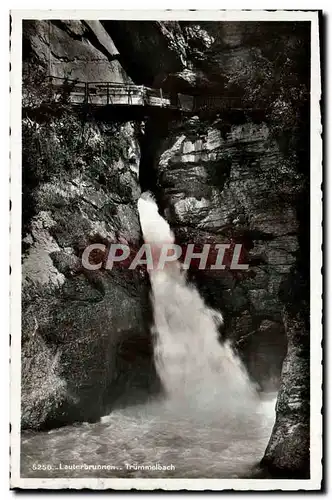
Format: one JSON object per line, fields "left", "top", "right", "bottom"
{"left": 153, "top": 117, "right": 300, "bottom": 388}
{"left": 261, "top": 305, "right": 310, "bottom": 478}
{"left": 21, "top": 112, "right": 155, "bottom": 428}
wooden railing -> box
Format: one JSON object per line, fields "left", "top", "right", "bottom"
{"left": 47, "top": 76, "right": 271, "bottom": 112}
{"left": 47, "top": 76, "right": 194, "bottom": 111}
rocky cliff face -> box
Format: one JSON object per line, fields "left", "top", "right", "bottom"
{"left": 21, "top": 113, "right": 159, "bottom": 428}
{"left": 23, "top": 20, "right": 130, "bottom": 82}
{"left": 153, "top": 117, "right": 299, "bottom": 389}
{"left": 101, "top": 21, "right": 189, "bottom": 87}
{"left": 21, "top": 20, "right": 159, "bottom": 429}
{"left": 261, "top": 305, "right": 310, "bottom": 477}
{"left": 21, "top": 19, "right": 310, "bottom": 477}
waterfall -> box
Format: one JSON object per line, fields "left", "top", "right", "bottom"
{"left": 138, "top": 192, "right": 260, "bottom": 423}
{"left": 20, "top": 191, "right": 276, "bottom": 480}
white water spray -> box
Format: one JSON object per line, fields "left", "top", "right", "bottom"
{"left": 138, "top": 192, "right": 260, "bottom": 422}
{"left": 19, "top": 192, "right": 276, "bottom": 480}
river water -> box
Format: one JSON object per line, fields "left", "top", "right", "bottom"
{"left": 21, "top": 395, "right": 276, "bottom": 479}
{"left": 21, "top": 193, "right": 277, "bottom": 479}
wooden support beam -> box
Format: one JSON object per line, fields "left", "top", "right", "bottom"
{"left": 84, "top": 82, "right": 88, "bottom": 104}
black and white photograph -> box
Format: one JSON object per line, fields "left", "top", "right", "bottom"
{"left": 9, "top": 9, "right": 322, "bottom": 490}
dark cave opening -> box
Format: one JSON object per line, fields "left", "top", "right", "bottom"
{"left": 137, "top": 116, "right": 170, "bottom": 208}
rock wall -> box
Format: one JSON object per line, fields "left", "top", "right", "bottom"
{"left": 23, "top": 19, "right": 130, "bottom": 83}
{"left": 152, "top": 116, "right": 301, "bottom": 389}
{"left": 21, "top": 20, "right": 158, "bottom": 429}
{"left": 102, "top": 21, "right": 188, "bottom": 86}
{"left": 21, "top": 113, "right": 158, "bottom": 428}
{"left": 261, "top": 305, "right": 310, "bottom": 477}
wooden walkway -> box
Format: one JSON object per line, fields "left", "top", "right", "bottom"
{"left": 48, "top": 76, "right": 268, "bottom": 113}
{"left": 48, "top": 76, "right": 194, "bottom": 112}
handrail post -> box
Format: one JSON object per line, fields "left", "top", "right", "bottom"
{"left": 84, "top": 82, "right": 88, "bottom": 104}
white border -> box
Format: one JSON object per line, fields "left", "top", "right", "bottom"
{"left": 309, "top": 9, "right": 323, "bottom": 491}
{"left": 10, "top": 7, "right": 22, "bottom": 492}
{"left": 10, "top": 9, "right": 322, "bottom": 21}
{"left": 10, "top": 9, "right": 322, "bottom": 491}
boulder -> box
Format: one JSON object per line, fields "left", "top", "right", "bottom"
{"left": 261, "top": 308, "right": 310, "bottom": 478}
